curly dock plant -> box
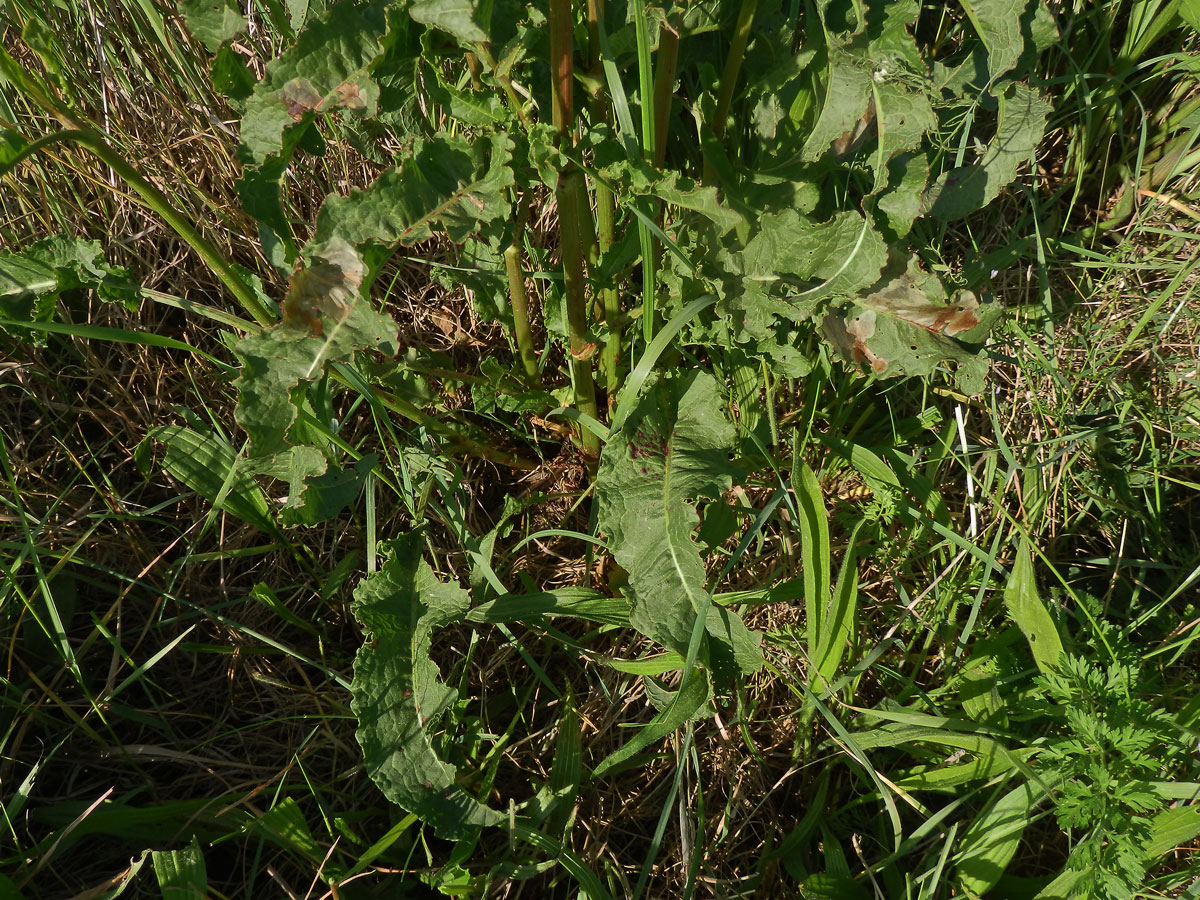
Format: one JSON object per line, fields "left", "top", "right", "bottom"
{"left": 0, "top": 0, "right": 1060, "bottom": 886}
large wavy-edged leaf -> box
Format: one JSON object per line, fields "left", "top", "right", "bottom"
{"left": 959, "top": 0, "right": 1029, "bottom": 82}
{"left": 819, "top": 260, "right": 1001, "bottom": 393}
{"left": 351, "top": 534, "right": 503, "bottom": 838}
{"left": 239, "top": 0, "right": 392, "bottom": 166}
{"left": 741, "top": 209, "right": 888, "bottom": 301}
{"left": 596, "top": 370, "right": 761, "bottom": 681}
{"left": 803, "top": 0, "right": 933, "bottom": 175}
{"left": 923, "top": 82, "right": 1050, "bottom": 220}
{"left": 235, "top": 237, "right": 398, "bottom": 456}
{"left": 408, "top": 0, "right": 488, "bottom": 42}
{"left": 311, "top": 131, "right": 513, "bottom": 249}
{"left": 0, "top": 236, "right": 127, "bottom": 343}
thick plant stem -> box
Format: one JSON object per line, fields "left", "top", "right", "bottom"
{"left": 549, "top": 0, "right": 574, "bottom": 136}
{"left": 652, "top": 11, "right": 682, "bottom": 168}
{"left": 550, "top": 0, "right": 600, "bottom": 453}
{"left": 505, "top": 199, "right": 541, "bottom": 384}
{"left": 705, "top": 0, "right": 759, "bottom": 184}
{"left": 594, "top": 177, "right": 621, "bottom": 402}
{"left": 557, "top": 169, "right": 600, "bottom": 455}
{"left": 586, "top": 0, "right": 623, "bottom": 404}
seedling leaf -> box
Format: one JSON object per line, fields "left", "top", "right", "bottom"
{"left": 1003, "top": 535, "right": 1064, "bottom": 674}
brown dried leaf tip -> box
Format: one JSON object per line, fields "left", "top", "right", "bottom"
{"left": 282, "top": 239, "right": 364, "bottom": 336}
{"left": 823, "top": 312, "right": 889, "bottom": 374}
{"left": 864, "top": 275, "right": 982, "bottom": 336}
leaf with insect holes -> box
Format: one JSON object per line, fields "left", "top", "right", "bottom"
{"left": 351, "top": 534, "right": 504, "bottom": 838}
{"left": 922, "top": 82, "right": 1050, "bottom": 221}
{"left": 311, "top": 131, "right": 513, "bottom": 249}
{"left": 178, "top": 0, "right": 246, "bottom": 52}
{"left": 234, "top": 236, "right": 397, "bottom": 458}
{"left": 819, "top": 261, "right": 1000, "bottom": 393}
{"left": 596, "top": 371, "right": 762, "bottom": 682}
{"left": 238, "top": 0, "right": 392, "bottom": 166}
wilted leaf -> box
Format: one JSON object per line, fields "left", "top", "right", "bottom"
{"left": 239, "top": 0, "right": 392, "bottom": 165}
{"left": 596, "top": 371, "right": 761, "bottom": 681}
{"left": 820, "top": 262, "right": 1000, "bottom": 392}
{"left": 234, "top": 237, "right": 397, "bottom": 456}
{"left": 351, "top": 534, "right": 504, "bottom": 837}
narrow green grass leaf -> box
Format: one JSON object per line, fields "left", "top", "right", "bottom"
{"left": 795, "top": 462, "right": 831, "bottom": 684}
{"left": 351, "top": 534, "right": 503, "bottom": 838}
{"left": 466, "top": 588, "right": 630, "bottom": 626}
{"left": 813, "top": 520, "right": 861, "bottom": 691}
{"left": 955, "top": 780, "right": 1045, "bottom": 898}
{"left": 591, "top": 669, "right": 709, "bottom": 780}
{"left": 1003, "top": 535, "right": 1064, "bottom": 674}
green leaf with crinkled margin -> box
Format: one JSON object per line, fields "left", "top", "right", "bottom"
{"left": 351, "top": 534, "right": 504, "bottom": 838}
{"left": 596, "top": 370, "right": 761, "bottom": 681}
{"left": 239, "top": 0, "right": 392, "bottom": 166}
{"left": 960, "top": 0, "right": 1029, "bottom": 81}
{"left": 741, "top": 209, "right": 888, "bottom": 300}
{"left": 234, "top": 236, "right": 398, "bottom": 457}
{"left": 0, "top": 236, "right": 128, "bottom": 343}
{"left": 311, "top": 131, "right": 514, "bottom": 248}
{"left": 409, "top": 0, "right": 487, "bottom": 42}
{"left": 179, "top": 0, "right": 246, "bottom": 52}
{"left": 923, "top": 82, "right": 1050, "bottom": 220}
